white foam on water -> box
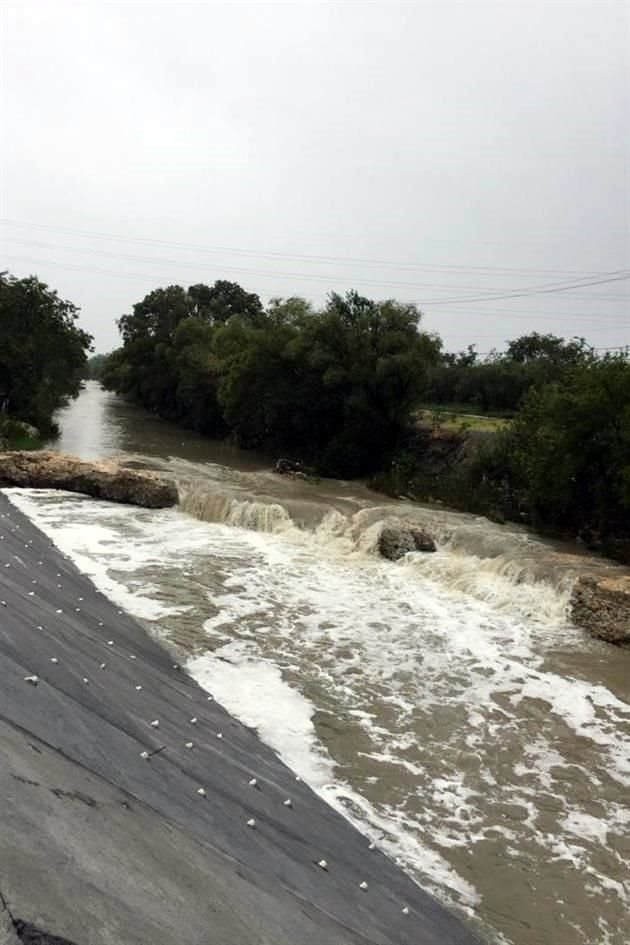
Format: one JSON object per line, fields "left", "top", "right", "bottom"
{"left": 186, "top": 639, "right": 479, "bottom": 908}
{"left": 6, "top": 486, "right": 630, "bottom": 945}
{"left": 187, "top": 640, "right": 335, "bottom": 790}
{"left": 7, "top": 490, "right": 199, "bottom": 620}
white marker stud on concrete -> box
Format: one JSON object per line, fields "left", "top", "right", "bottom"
{"left": 359, "top": 881, "right": 368, "bottom": 891}
{"left": 129, "top": 655, "right": 136, "bottom": 660}
{"left": 402, "top": 906, "right": 410, "bottom": 915}
{"left": 283, "top": 799, "right": 293, "bottom": 808}
{"left": 197, "top": 788, "right": 206, "bottom": 797}
{"left": 100, "top": 663, "right": 107, "bottom": 669}
{"left": 185, "top": 741, "right": 194, "bottom": 749}
{"left": 248, "top": 778, "right": 257, "bottom": 787}
{"left": 216, "top": 732, "right": 223, "bottom": 739}
{"left": 150, "top": 719, "right": 160, "bottom": 728}
{"left": 50, "top": 658, "right": 58, "bottom": 664}
{"left": 318, "top": 860, "right": 328, "bottom": 871}
{"left": 368, "top": 842, "right": 375, "bottom": 850}
{"left": 83, "top": 678, "right": 89, "bottom": 684}
{"left": 135, "top": 685, "right": 142, "bottom": 691}
{"left": 247, "top": 818, "right": 256, "bottom": 828}
{"left": 107, "top": 641, "right": 114, "bottom": 646}
{"left": 24, "top": 675, "right": 39, "bottom": 686}
{"left": 190, "top": 717, "right": 197, "bottom": 724}
{"left": 140, "top": 751, "right": 150, "bottom": 760}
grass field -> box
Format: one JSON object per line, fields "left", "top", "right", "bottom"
{"left": 416, "top": 406, "right": 511, "bottom": 433}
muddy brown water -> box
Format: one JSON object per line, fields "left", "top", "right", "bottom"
{"left": 15, "top": 381, "right": 628, "bottom": 945}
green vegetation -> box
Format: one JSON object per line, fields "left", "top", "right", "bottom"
{"left": 378, "top": 354, "right": 630, "bottom": 562}
{"left": 416, "top": 407, "right": 510, "bottom": 434}
{"left": 0, "top": 416, "right": 43, "bottom": 451}
{"left": 3, "top": 267, "right": 627, "bottom": 561}
{"left": 84, "top": 353, "right": 110, "bottom": 380}
{"left": 0, "top": 272, "right": 92, "bottom": 439}
{"left": 99, "top": 279, "right": 629, "bottom": 558}
{"left": 426, "top": 333, "right": 593, "bottom": 414}
{"left": 101, "top": 283, "right": 441, "bottom": 476}
{"left": 484, "top": 356, "right": 630, "bottom": 559}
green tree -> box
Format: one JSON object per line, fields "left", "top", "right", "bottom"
{"left": 0, "top": 272, "right": 92, "bottom": 434}
{"left": 473, "top": 355, "right": 630, "bottom": 558}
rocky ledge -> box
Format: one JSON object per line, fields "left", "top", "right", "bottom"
{"left": 570, "top": 575, "right": 630, "bottom": 646}
{"left": 0, "top": 451, "right": 178, "bottom": 509}
{"left": 378, "top": 523, "right": 437, "bottom": 561}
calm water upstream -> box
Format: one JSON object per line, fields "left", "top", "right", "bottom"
{"left": 10, "top": 381, "right": 629, "bottom": 945}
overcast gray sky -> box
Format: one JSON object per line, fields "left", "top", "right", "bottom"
{"left": 2, "top": 0, "right": 628, "bottom": 354}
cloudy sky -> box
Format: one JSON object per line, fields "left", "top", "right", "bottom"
{"left": 2, "top": 0, "right": 628, "bottom": 354}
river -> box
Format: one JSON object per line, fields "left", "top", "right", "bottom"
{"left": 8, "top": 381, "right": 630, "bottom": 945}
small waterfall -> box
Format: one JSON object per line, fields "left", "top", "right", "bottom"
{"left": 171, "top": 476, "right": 629, "bottom": 624}
{"left": 178, "top": 481, "right": 296, "bottom": 534}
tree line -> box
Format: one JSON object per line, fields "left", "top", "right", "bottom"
{"left": 2, "top": 270, "right": 628, "bottom": 561}
{"left": 99, "top": 281, "right": 441, "bottom": 477}
{"left": 99, "top": 279, "right": 630, "bottom": 558}
{"left": 0, "top": 272, "right": 92, "bottom": 437}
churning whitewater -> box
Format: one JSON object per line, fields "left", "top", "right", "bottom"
{"left": 8, "top": 383, "right": 630, "bottom": 945}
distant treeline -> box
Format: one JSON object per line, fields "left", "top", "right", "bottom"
{"left": 425, "top": 334, "right": 600, "bottom": 415}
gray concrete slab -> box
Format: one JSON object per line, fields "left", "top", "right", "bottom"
{"left": 0, "top": 490, "right": 481, "bottom": 945}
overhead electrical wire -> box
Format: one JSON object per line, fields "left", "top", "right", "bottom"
{"left": 0, "top": 217, "right": 620, "bottom": 279}
{"left": 3, "top": 237, "right": 629, "bottom": 304}
{"left": 3, "top": 254, "right": 629, "bottom": 338}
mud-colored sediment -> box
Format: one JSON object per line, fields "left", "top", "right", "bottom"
{"left": 0, "top": 490, "right": 480, "bottom": 945}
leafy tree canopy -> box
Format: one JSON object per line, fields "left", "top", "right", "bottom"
{"left": 0, "top": 272, "right": 92, "bottom": 434}
{"left": 102, "top": 285, "right": 440, "bottom": 476}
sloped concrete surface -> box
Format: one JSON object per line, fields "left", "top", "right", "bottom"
{"left": 0, "top": 490, "right": 480, "bottom": 945}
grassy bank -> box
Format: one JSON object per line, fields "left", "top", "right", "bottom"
{"left": 415, "top": 406, "right": 510, "bottom": 434}
{"left": 0, "top": 418, "right": 44, "bottom": 452}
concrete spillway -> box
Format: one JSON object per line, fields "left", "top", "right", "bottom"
{"left": 0, "top": 490, "right": 480, "bottom": 945}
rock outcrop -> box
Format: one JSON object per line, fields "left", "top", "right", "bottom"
{"left": 378, "top": 524, "right": 437, "bottom": 561}
{"left": 0, "top": 451, "right": 178, "bottom": 509}
{"left": 570, "top": 575, "right": 630, "bottom": 645}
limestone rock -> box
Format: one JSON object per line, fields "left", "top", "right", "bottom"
{"left": 570, "top": 575, "right": 630, "bottom": 645}
{"left": 378, "top": 524, "right": 436, "bottom": 560}
{"left": 0, "top": 451, "right": 178, "bottom": 509}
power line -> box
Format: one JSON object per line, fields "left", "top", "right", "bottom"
{"left": 3, "top": 254, "right": 629, "bottom": 341}
{"left": 421, "top": 272, "right": 630, "bottom": 306}
{"left": 3, "top": 237, "right": 629, "bottom": 301}
{"left": 0, "top": 218, "right": 620, "bottom": 279}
